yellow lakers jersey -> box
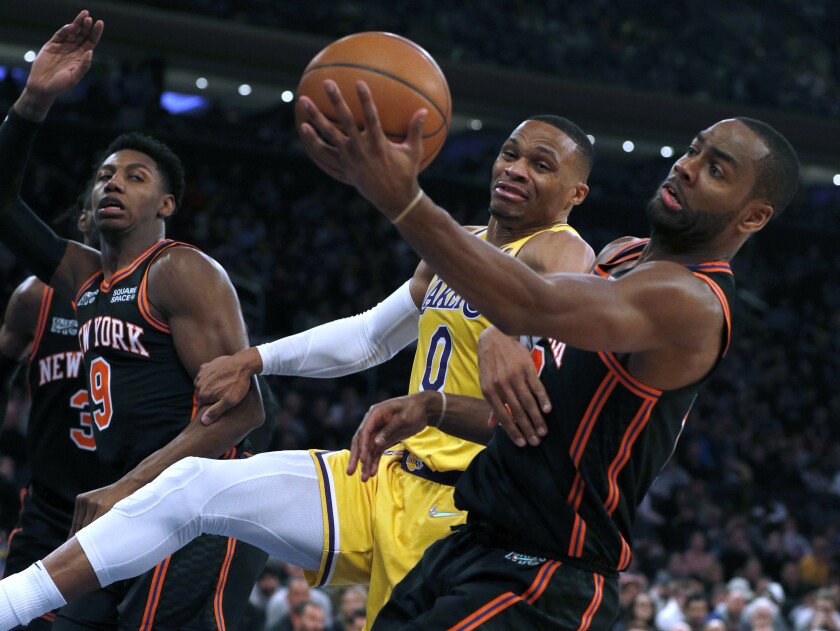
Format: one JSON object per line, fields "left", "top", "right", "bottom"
{"left": 403, "top": 223, "right": 580, "bottom": 471}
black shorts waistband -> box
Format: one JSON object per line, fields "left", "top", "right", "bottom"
{"left": 462, "top": 519, "right": 619, "bottom": 578}
{"left": 400, "top": 451, "right": 463, "bottom": 487}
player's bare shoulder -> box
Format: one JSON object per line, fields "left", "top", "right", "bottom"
{"left": 518, "top": 228, "right": 595, "bottom": 274}
{"left": 2, "top": 276, "right": 47, "bottom": 335}
{"left": 145, "top": 244, "right": 234, "bottom": 316}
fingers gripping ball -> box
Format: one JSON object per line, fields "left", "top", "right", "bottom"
{"left": 295, "top": 31, "right": 452, "bottom": 175}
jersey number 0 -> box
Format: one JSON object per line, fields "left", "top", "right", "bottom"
{"left": 421, "top": 325, "right": 452, "bottom": 392}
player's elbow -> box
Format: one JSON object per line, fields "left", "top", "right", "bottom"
{"left": 244, "top": 389, "right": 266, "bottom": 432}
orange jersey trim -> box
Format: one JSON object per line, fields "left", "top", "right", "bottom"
{"left": 99, "top": 240, "right": 173, "bottom": 293}
{"left": 604, "top": 399, "right": 656, "bottom": 515}
{"left": 576, "top": 573, "right": 605, "bottom": 631}
{"left": 599, "top": 352, "right": 662, "bottom": 399}
{"left": 27, "top": 285, "right": 54, "bottom": 364}
{"left": 692, "top": 272, "right": 733, "bottom": 356}
{"left": 447, "top": 560, "right": 562, "bottom": 631}
{"left": 213, "top": 538, "right": 237, "bottom": 631}
{"left": 139, "top": 555, "right": 172, "bottom": 630}
{"left": 570, "top": 372, "right": 618, "bottom": 466}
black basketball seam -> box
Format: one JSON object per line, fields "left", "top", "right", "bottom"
{"left": 303, "top": 62, "right": 450, "bottom": 133}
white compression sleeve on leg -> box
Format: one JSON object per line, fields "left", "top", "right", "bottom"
{"left": 0, "top": 561, "right": 66, "bottom": 628}
{"left": 76, "top": 452, "right": 325, "bottom": 587}
{"left": 257, "top": 280, "right": 419, "bottom": 377}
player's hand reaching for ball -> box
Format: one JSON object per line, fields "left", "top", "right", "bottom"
{"left": 478, "top": 327, "right": 551, "bottom": 447}
{"left": 347, "top": 392, "right": 439, "bottom": 482}
{"left": 297, "top": 80, "right": 427, "bottom": 219}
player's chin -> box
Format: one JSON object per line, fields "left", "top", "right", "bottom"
{"left": 488, "top": 204, "right": 524, "bottom": 224}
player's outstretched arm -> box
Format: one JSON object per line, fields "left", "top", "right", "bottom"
{"left": 0, "top": 12, "right": 103, "bottom": 298}
{"left": 70, "top": 247, "right": 265, "bottom": 533}
{"left": 299, "top": 81, "right": 723, "bottom": 361}
{"left": 347, "top": 392, "right": 491, "bottom": 482}
{"left": 195, "top": 260, "right": 432, "bottom": 424}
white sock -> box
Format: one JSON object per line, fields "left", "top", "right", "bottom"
{"left": 0, "top": 561, "right": 66, "bottom": 629}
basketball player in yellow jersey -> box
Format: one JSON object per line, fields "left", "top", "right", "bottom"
{"left": 0, "top": 115, "right": 594, "bottom": 631}
{"left": 194, "top": 115, "right": 595, "bottom": 620}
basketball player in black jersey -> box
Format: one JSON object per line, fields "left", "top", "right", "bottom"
{"left": 0, "top": 192, "right": 108, "bottom": 631}
{"left": 0, "top": 12, "right": 800, "bottom": 631}
{"left": 289, "top": 81, "right": 801, "bottom": 628}
{"left": 0, "top": 12, "right": 267, "bottom": 631}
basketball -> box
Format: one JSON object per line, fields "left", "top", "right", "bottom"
{"left": 295, "top": 32, "right": 452, "bottom": 176}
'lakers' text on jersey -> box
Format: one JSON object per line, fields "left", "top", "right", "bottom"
{"left": 74, "top": 240, "right": 199, "bottom": 477}
{"left": 455, "top": 239, "right": 736, "bottom": 573}
{"left": 404, "top": 224, "right": 583, "bottom": 473}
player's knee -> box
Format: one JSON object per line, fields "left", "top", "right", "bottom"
{"left": 111, "top": 456, "right": 208, "bottom": 523}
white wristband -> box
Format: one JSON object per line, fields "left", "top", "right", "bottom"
{"left": 431, "top": 391, "right": 447, "bottom": 428}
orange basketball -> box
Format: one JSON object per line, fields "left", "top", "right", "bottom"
{"left": 295, "top": 32, "right": 451, "bottom": 176}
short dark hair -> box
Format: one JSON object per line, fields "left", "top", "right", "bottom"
{"left": 99, "top": 132, "right": 185, "bottom": 210}
{"left": 527, "top": 114, "right": 594, "bottom": 179}
{"left": 735, "top": 117, "right": 799, "bottom": 218}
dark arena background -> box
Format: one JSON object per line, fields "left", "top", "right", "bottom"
{"left": 0, "top": 2, "right": 838, "bottom": 630}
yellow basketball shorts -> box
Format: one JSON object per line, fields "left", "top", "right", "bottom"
{"left": 303, "top": 447, "right": 467, "bottom": 622}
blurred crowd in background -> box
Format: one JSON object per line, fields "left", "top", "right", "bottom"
{"left": 0, "top": 3, "right": 838, "bottom": 630}
{"left": 134, "top": 0, "right": 840, "bottom": 118}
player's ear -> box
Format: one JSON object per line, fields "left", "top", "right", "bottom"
{"left": 158, "top": 194, "right": 176, "bottom": 220}
{"left": 739, "top": 200, "right": 773, "bottom": 235}
{"left": 572, "top": 183, "right": 589, "bottom": 206}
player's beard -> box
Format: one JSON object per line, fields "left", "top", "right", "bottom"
{"left": 645, "top": 192, "right": 739, "bottom": 251}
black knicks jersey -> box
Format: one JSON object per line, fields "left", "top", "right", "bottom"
{"left": 26, "top": 285, "right": 109, "bottom": 506}
{"left": 454, "top": 239, "right": 735, "bottom": 573}
{"left": 74, "top": 239, "right": 207, "bottom": 477}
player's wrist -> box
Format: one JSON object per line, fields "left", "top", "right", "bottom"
{"left": 424, "top": 390, "right": 447, "bottom": 429}
{"left": 238, "top": 347, "right": 263, "bottom": 377}
{"left": 390, "top": 188, "right": 425, "bottom": 225}
{"left": 14, "top": 90, "right": 55, "bottom": 122}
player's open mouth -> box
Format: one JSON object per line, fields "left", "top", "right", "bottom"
{"left": 661, "top": 184, "right": 682, "bottom": 210}
{"left": 98, "top": 197, "right": 126, "bottom": 215}
{"left": 494, "top": 181, "right": 528, "bottom": 201}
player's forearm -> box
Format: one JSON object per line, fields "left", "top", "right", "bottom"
{"left": 389, "top": 195, "right": 547, "bottom": 336}
{"left": 427, "top": 392, "right": 493, "bottom": 445}
{"left": 121, "top": 379, "right": 265, "bottom": 490}
{"left": 0, "top": 109, "right": 68, "bottom": 282}
{"left": 257, "top": 280, "right": 419, "bottom": 377}
{"left": 13, "top": 88, "right": 57, "bottom": 123}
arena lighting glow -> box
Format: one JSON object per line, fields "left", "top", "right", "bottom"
{"left": 24, "top": 51, "right": 36, "bottom": 62}
{"left": 160, "top": 91, "right": 209, "bottom": 115}
{"left": 587, "top": 134, "right": 595, "bottom": 145}
{"left": 834, "top": 174, "right": 840, "bottom": 186}
{"left": 195, "top": 77, "right": 208, "bottom": 89}
{"left": 0, "top": 67, "right": 6, "bottom": 81}
{"left": 469, "top": 119, "right": 482, "bottom": 130}
{"left": 660, "top": 146, "right": 674, "bottom": 158}
{"left": 622, "top": 140, "right": 635, "bottom": 153}
{"left": 281, "top": 90, "right": 294, "bottom": 102}
{"left": 238, "top": 83, "right": 252, "bottom": 96}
